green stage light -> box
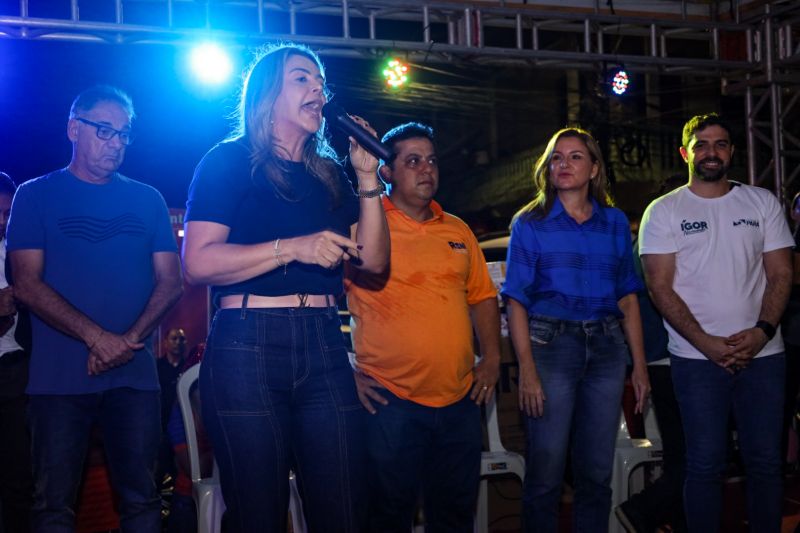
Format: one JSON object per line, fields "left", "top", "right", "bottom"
{"left": 382, "top": 59, "right": 409, "bottom": 89}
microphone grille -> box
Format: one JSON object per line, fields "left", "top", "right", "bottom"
{"left": 321, "top": 102, "right": 344, "bottom": 121}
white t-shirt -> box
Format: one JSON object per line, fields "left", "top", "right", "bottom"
{"left": 0, "top": 240, "right": 22, "bottom": 358}
{"left": 639, "top": 182, "right": 794, "bottom": 360}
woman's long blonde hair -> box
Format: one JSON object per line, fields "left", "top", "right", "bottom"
{"left": 232, "top": 43, "right": 341, "bottom": 205}
{"left": 514, "top": 127, "right": 613, "bottom": 223}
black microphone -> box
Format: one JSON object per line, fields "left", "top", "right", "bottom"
{"left": 322, "top": 103, "right": 395, "bottom": 163}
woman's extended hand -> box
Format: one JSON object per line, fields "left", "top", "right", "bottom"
{"left": 518, "top": 364, "right": 546, "bottom": 418}
{"left": 286, "top": 231, "right": 360, "bottom": 269}
{"left": 347, "top": 115, "right": 380, "bottom": 175}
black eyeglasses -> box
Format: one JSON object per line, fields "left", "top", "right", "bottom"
{"left": 75, "top": 117, "right": 135, "bottom": 146}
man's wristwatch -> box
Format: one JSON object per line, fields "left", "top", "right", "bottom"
{"left": 357, "top": 182, "right": 385, "bottom": 198}
{"left": 755, "top": 320, "right": 776, "bottom": 340}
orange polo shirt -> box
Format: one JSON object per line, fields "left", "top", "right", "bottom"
{"left": 345, "top": 197, "right": 497, "bottom": 407}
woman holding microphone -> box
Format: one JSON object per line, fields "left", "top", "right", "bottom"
{"left": 182, "top": 43, "right": 389, "bottom": 532}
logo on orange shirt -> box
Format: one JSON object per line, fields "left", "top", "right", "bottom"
{"left": 448, "top": 241, "right": 467, "bottom": 253}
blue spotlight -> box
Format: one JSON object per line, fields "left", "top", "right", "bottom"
{"left": 189, "top": 43, "right": 233, "bottom": 85}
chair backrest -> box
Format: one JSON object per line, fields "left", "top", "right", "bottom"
{"left": 616, "top": 399, "right": 660, "bottom": 443}
{"left": 177, "top": 363, "right": 203, "bottom": 483}
{"left": 643, "top": 401, "right": 661, "bottom": 441}
{"left": 484, "top": 390, "right": 506, "bottom": 452}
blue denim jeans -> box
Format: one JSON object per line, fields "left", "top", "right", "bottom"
{"left": 200, "top": 307, "right": 366, "bottom": 533}
{"left": 671, "top": 353, "right": 785, "bottom": 533}
{"left": 27, "top": 388, "right": 161, "bottom": 533}
{"left": 521, "top": 315, "right": 628, "bottom": 533}
{"left": 365, "top": 389, "right": 481, "bottom": 533}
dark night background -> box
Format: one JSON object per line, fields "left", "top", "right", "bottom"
{"left": 0, "top": 29, "right": 754, "bottom": 229}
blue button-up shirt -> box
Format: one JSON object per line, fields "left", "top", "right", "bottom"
{"left": 501, "top": 197, "right": 643, "bottom": 320}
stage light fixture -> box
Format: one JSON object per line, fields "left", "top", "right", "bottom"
{"left": 382, "top": 59, "right": 409, "bottom": 89}
{"left": 189, "top": 43, "right": 233, "bottom": 85}
{"left": 610, "top": 68, "right": 630, "bottom": 96}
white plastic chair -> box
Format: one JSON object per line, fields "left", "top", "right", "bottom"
{"left": 177, "top": 364, "right": 307, "bottom": 533}
{"left": 608, "top": 401, "right": 662, "bottom": 533}
{"left": 476, "top": 389, "right": 526, "bottom": 533}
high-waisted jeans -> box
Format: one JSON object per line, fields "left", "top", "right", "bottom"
{"left": 200, "top": 307, "right": 366, "bottom": 532}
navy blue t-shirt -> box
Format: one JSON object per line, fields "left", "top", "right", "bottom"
{"left": 6, "top": 169, "right": 178, "bottom": 394}
{"left": 185, "top": 139, "right": 359, "bottom": 299}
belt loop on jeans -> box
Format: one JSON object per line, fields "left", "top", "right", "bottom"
{"left": 325, "top": 294, "right": 335, "bottom": 319}
{"left": 240, "top": 293, "right": 250, "bottom": 319}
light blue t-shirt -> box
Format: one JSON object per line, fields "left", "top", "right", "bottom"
{"left": 6, "top": 169, "right": 177, "bottom": 394}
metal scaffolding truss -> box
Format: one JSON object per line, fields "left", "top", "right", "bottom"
{"left": 0, "top": 0, "right": 770, "bottom": 72}
{"left": 729, "top": 2, "right": 800, "bottom": 199}
{"left": 1, "top": 0, "right": 798, "bottom": 197}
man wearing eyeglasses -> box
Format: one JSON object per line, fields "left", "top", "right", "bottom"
{"left": 5, "top": 85, "right": 183, "bottom": 533}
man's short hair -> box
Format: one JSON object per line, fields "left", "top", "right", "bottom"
{"left": 381, "top": 122, "right": 435, "bottom": 166}
{"left": 69, "top": 85, "right": 135, "bottom": 120}
{"left": 0, "top": 172, "right": 16, "bottom": 197}
{"left": 681, "top": 113, "right": 733, "bottom": 147}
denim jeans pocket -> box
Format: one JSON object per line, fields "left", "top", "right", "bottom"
{"left": 317, "top": 312, "right": 348, "bottom": 352}
{"left": 205, "top": 313, "right": 271, "bottom": 415}
{"left": 208, "top": 310, "right": 262, "bottom": 352}
{"left": 606, "top": 319, "right": 627, "bottom": 346}
{"left": 529, "top": 318, "right": 559, "bottom": 345}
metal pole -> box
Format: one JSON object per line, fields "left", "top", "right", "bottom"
{"left": 765, "top": 6, "right": 773, "bottom": 83}
{"left": 770, "top": 82, "right": 783, "bottom": 198}
{"left": 597, "top": 28, "right": 603, "bottom": 55}
{"left": 342, "top": 0, "right": 350, "bottom": 39}
{"left": 746, "top": 85, "right": 756, "bottom": 185}
{"left": 476, "top": 9, "right": 483, "bottom": 48}
{"left": 712, "top": 27, "right": 719, "bottom": 60}
{"left": 584, "top": 19, "right": 591, "bottom": 53}
{"left": 764, "top": 5, "right": 783, "bottom": 198}
{"left": 650, "top": 23, "right": 657, "bottom": 57}
{"left": 424, "top": 6, "right": 431, "bottom": 43}
{"left": 448, "top": 17, "right": 455, "bottom": 45}
{"left": 464, "top": 8, "right": 472, "bottom": 48}
{"left": 257, "top": 0, "right": 264, "bottom": 34}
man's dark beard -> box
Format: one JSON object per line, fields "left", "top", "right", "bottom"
{"left": 693, "top": 157, "right": 728, "bottom": 182}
